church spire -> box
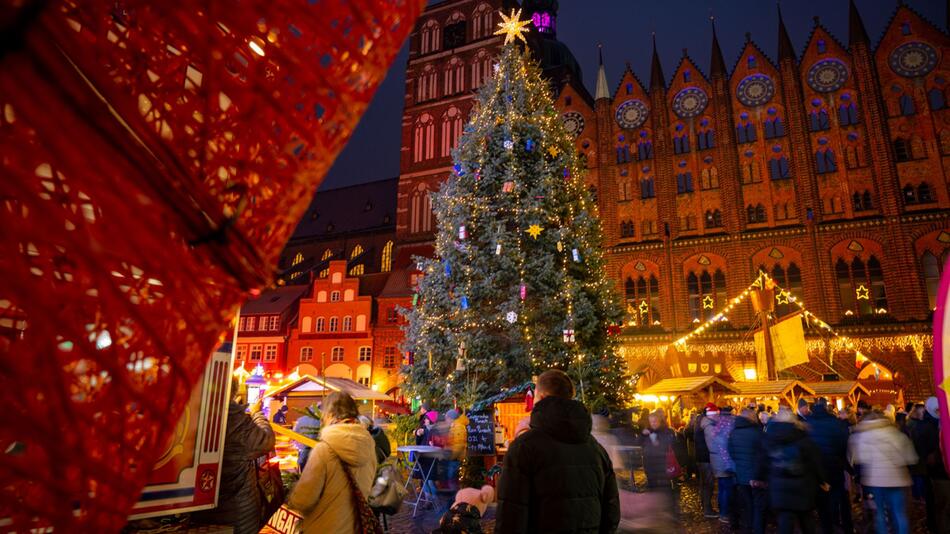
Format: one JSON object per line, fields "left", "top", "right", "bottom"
{"left": 710, "top": 16, "right": 726, "bottom": 77}
{"left": 650, "top": 33, "right": 665, "bottom": 90}
{"left": 777, "top": 4, "right": 795, "bottom": 61}
{"left": 848, "top": 0, "right": 870, "bottom": 45}
{"left": 595, "top": 44, "right": 610, "bottom": 100}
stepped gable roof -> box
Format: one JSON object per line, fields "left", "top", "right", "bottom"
{"left": 800, "top": 15, "right": 850, "bottom": 64}
{"left": 669, "top": 48, "right": 709, "bottom": 85}
{"left": 875, "top": 2, "right": 950, "bottom": 51}
{"left": 241, "top": 285, "right": 308, "bottom": 315}
{"left": 290, "top": 177, "right": 398, "bottom": 240}
{"left": 612, "top": 62, "right": 648, "bottom": 102}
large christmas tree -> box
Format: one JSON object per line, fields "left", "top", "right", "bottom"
{"left": 402, "top": 11, "right": 630, "bottom": 411}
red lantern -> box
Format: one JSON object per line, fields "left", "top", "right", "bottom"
{"left": 0, "top": 0, "right": 422, "bottom": 530}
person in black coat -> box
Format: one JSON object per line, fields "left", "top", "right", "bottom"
{"left": 759, "top": 408, "right": 829, "bottom": 534}
{"left": 805, "top": 397, "right": 853, "bottom": 534}
{"left": 496, "top": 370, "right": 620, "bottom": 533}
{"left": 640, "top": 409, "right": 685, "bottom": 489}
{"left": 693, "top": 406, "right": 716, "bottom": 518}
{"left": 913, "top": 397, "right": 949, "bottom": 533}
{"left": 728, "top": 408, "right": 766, "bottom": 534}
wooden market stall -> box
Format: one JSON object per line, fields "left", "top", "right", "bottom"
{"left": 638, "top": 376, "right": 739, "bottom": 413}
{"left": 732, "top": 380, "right": 816, "bottom": 408}
{"left": 264, "top": 374, "right": 390, "bottom": 424}
{"left": 805, "top": 381, "right": 871, "bottom": 409}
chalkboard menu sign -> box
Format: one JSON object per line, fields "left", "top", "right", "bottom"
{"left": 466, "top": 410, "right": 496, "bottom": 456}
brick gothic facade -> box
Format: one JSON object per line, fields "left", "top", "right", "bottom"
{"left": 395, "top": 1, "right": 950, "bottom": 399}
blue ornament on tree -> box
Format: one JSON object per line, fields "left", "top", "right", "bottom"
{"left": 460, "top": 296, "right": 469, "bottom": 310}
{"left": 526, "top": 139, "right": 534, "bottom": 152}
{"left": 444, "top": 261, "right": 451, "bottom": 276}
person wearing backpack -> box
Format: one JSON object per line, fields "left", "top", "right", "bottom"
{"left": 759, "top": 407, "right": 829, "bottom": 534}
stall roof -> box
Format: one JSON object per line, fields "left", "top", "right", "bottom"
{"left": 733, "top": 380, "right": 815, "bottom": 397}
{"left": 640, "top": 376, "right": 738, "bottom": 396}
{"left": 805, "top": 381, "right": 871, "bottom": 397}
{"left": 265, "top": 374, "right": 390, "bottom": 401}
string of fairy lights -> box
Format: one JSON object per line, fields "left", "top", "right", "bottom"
{"left": 672, "top": 270, "right": 904, "bottom": 372}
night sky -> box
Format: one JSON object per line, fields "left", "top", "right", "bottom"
{"left": 320, "top": 0, "right": 945, "bottom": 190}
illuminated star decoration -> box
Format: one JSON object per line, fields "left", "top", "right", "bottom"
{"left": 526, "top": 224, "right": 543, "bottom": 239}
{"left": 639, "top": 300, "right": 649, "bottom": 314}
{"left": 855, "top": 285, "right": 870, "bottom": 300}
{"left": 702, "top": 295, "right": 715, "bottom": 309}
{"left": 548, "top": 146, "right": 559, "bottom": 157}
{"left": 775, "top": 291, "right": 790, "bottom": 305}
{"left": 494, "top": 8, "right": 531, "bottom": 45}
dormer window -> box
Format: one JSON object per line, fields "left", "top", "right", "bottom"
{"left": 683, "top": 70, "right": 691, "bottom": 82}
{"left": 748, "top": 55, "right": 757, "bottom": 68}
{"left": 531, "top": 11, "right": 555, "bottom": 34}
{"left": 817, "top": 39, "right": 826, "bottom": 54}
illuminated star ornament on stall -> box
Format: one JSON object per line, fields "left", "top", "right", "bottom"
{"left": 0, "top": 0, "right": 423, "bottom": 531}
{"left": 494, "top": 8, "right": 531, "bottom": 45}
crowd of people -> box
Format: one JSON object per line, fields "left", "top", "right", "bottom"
{"left": 187, "top": 372, "right": 946, "bottom": 534}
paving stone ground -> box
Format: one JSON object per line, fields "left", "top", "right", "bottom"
{"left": 386, "top": 473, "right": 932, "bottom": 534}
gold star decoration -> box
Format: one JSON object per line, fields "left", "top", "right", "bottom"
{"left": 855, "top": 285, "right": 870, "bottom": 300}
{"left": 548, "top": 146, "right": 559, "bottom": 157}
{"left": 494, "top": 8, "right": 531, "bottom": 45}
{"left": 639, "top": 300, "right": 649, "bottom": 314}
{"left": 526, "top": 224, "right": 543, "bottom": 239}
{"left": 775, "top": 291, "right": 790, "bottom": 305}
{"left": 702, "top": 295, "right": 715, "bottom": 309}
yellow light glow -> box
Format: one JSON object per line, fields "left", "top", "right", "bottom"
{"left": 744, "top": 368, "right": 757, "bottom": 380}
{"left": 248, "top": 38, "right": 265, "bottom": 57}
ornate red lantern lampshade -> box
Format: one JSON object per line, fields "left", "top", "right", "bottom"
{"left": 0, "top": 0, "right": 422, "bottom": 530}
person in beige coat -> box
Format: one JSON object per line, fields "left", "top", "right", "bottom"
{"left": 287, "top": 391, "right": 377, "bottom": 534}
{"left": 849, "top": 411, "right": 918, "bottom": 534}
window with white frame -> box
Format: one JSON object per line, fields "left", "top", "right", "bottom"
{"left": 264, "top": 344, "right": 278, "bottom": 362}
{"left": 315, "top": 317, "right": 325, "bottom": 332}
{"left": 249, "top": 344, "right": 262, "bottom": 361}
{"left": 331, "top": 346, "right": 344, "bottom": 362}
{"left": 413, "top": 113, "right": 435, "bottom": 161}
{"left": 342, "top": 316, "right": 352, "bottom": 332}
{"left": 472, "top": 3, "right": 493, "bottom": 38}
{"left": 359, "top": 346, "right": 372, "bottom": 362}
{"left": 268, "top": 315, "right": 280, "bottom": 331}
{"left": 410, "top": 184, "right": 433, "bottom": 234}
{"left": 441, "top": 107, "right": 463, "bottom": 157}
{"left": 329, "top": 317, "right": 338, "bottom": 332}
{"left": 236, "top": 344, "right": 247, "bottom": 361}
{"left": 245, "top": 316, "right": 256, "bottom": 331}
{"left": 238, "top": 317, "right": 247, "bottom": 331}
{"left": 300, "top": 347, "right": 314, "bottom": 362}
{"left": 420, "top": 19, "right": 441, "bottom": 54}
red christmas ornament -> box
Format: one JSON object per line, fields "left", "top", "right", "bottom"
{"left": 525, "top": 388, "right": 534, "bottom": 412}
{"left": 0, "top": 0, "right": 422, "bottom": 531}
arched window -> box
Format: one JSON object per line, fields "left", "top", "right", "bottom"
{"left": 637, "top": 140, "right": 654, "bottom": 160}
{"left": 329, "top": 316, "right": 339, "bottom": 332}
{"left": 704, "top": 210, "right": 722, "bottom": 228}
{"left": 809, "top": 109, "right": 830, "bottom": 131}
{"left": 769, "top": 157, "right": 791, "bottom": 180}
{"left": 763, "top": 263, "right": 804, "bottom": 318}
{"left": 764, "top": 118, "right": 784, "bottom": 139}
{"left": 420, "top": 19, "right": 441, "bottom": 54}
{"left": 441, "top": 107, "right": 463, "bottom": 157}
{"left": 747, "top": 204, "right": 766, "bottom": 224}
{"left": 348, "top": 264, "right": 364, "bottom": 276}
{"left": 815, "top": 149, "right": 837, "bottom": 174}
{"left": 290, "top": 252, "right": 304, "bottom": 279}
{"left": 410, "top": 184, "right": 433, "bottom": 233}
{"left": 624, "top": 274, "right": 661, "bottom": 326}
{"left": 838, "top": 103, "right": 859, "bottom": 126}
{"left": 742, "top": 162, "right": 761, "bottom": 184}
{"left": 299, "top": 347, "right": 314, "bottom": 362}
{"left": 416, "top": 65, "right": 438, "bottom": 102}
{"left": 899, "top": 94, "right": 916, "bottom": 116}
{"left": 696, "top": 129, "right": 715, "bottom": 151}
{"left": 700, "top": 167, "right": 719, "bottom": 190}
{"left": 640, "top": 177, "right": 656, "bottom": 199}
{"left": 918, "top": 182, "right": 935, "bottom": 203}
{"left": 619, "top": 179, "right": 631, "bottom": 201}
{"left": 319, "top": 249, "right": 332, "bottom": 278}
{"left": 443, "top": 58, "right": 465, "bottom": 95}
{"left": 894, "top": 137, "right": 912, "bottom": 162}
{"left": 929, "top": 88, "right": 947, "bottom": 111}
{"left": 359, "top": 346, "right": 372, "bottom": 362}
{"left": 342, "top": 316, "right": 352, "bottom": 332}
{"left": 301, "top": 316, "right": 312, "bottom": 332}
{"left": 903, "top": 184, "right": 917, "bottom": 204}
{"left": 381, "top": 241, "right": 393, "bottom": 272}
{"left": 471, "top": 49, "right": 492, "bottom": 88}
{"left": 331, "top": 346, "right": 344, "bottom": 362}
{"left": 348, "top": 245, "right": 364, "bottom": 276}
{"left": 413, "top": 114, "right": 435, "bottom": 162}
{"left": 923, "top": 251, "right": 943, "bottom": 310}
{"left": 737, "top": 123, "right": 756, "bottom": 144}
{"left": 687, "top": 268, "right": 727, "bottom": 322}
{"left": 350, "top": 245, "right": 363, "bottom": 259}
{"left": 471, "top": 3, "right": 493, "bottom": 39}
{"left": 836, "top": 255, "right": 887, "bottom": 316}
{"left": 852, "top": 190, "right": 873, "bottom": 212}
{"left": 315, "top": 317, "right": 325, "bottom": 332}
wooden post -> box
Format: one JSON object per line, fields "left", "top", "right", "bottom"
{"left": 751, "top": 274, "right": 777, "bottom": 381}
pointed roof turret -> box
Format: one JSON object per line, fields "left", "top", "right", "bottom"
{"left": 595, "top": 44, "right": 610, "bottom": 100}
{"left": 650, "top": 33, "right": 665, "bottom": 89}
{"left": 710, "top": 17, "right": 726, "bottom": 77}
{"left": 777, "top": 4, "right": 795, "bottom": 61}
{"left": 848, "top": 0, "right": 870, "bottom": 45}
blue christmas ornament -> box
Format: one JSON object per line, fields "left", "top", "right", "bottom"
{"left": 454, "top": 164, "right": 463, "bottom": 175}
{"left": 444, "top": 261, "right": 451, "bottom": 276}
{"left": 460, "top": 296, "right": 469, "bottom": 309}
{"left": 526, "top": 139, "right": 534, "bottom": 152}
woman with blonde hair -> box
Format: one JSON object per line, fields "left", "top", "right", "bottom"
{"left": 287, "top": 391, "right": 378, "bottom": 533}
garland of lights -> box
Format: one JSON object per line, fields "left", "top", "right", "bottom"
{"left": 667, "top": 272, "right": 932, "bottom": 371}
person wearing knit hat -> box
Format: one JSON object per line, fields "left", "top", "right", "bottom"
{"left": 705, "top": 402, "right": 719, "bottom": 416}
